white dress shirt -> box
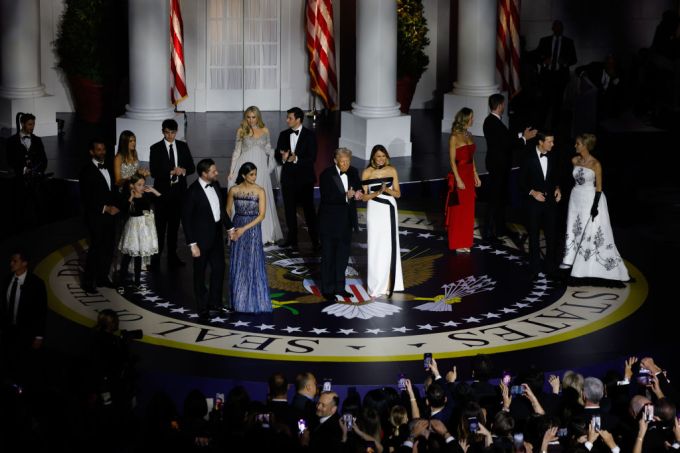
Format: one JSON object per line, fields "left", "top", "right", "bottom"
{"left": 535, "top": 147, "right": 548, "bottom": 179}
{"left": 336, "top": 165, "right": 349, "bottom": 201}
{"left": 92, "top": 158, "right": 112, "bottom": 190}
{"left": 6, "top": 271, "right": 27, "bottom": 324}
{"left": 199, "top": 177, "right": 221, "bottom": 222}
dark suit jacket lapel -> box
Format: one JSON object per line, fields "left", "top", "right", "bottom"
{"left": 92, "top": 162, "right": 112, "bottom": 191}
{"left": 332, "top": 171, "right": 346, "bottom": 196}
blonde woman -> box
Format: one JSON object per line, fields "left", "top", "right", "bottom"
{"left": 445, "top": 108, "right": 481, "bottom": 252}
{"left": 228, "top": 106, "right": 282, "bottom": 244}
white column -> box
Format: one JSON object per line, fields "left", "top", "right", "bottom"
{"left": 340, "top": 0, "right": 411, "bottom": 159}
{"left": 441, "top": 0, "right": 499, "bottom": 136}
{"left": 0, "top": 0, "right": 56, "bottom": 135}
{"left": 116, "top": 0, "right": 182, "bottom": 162}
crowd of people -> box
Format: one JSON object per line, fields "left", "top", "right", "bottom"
{"left": 445, "top": 93, "right": 630, "bottom": 284}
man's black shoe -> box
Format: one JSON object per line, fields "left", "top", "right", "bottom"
{"left": 96, "top": 278, "right": 116, "bottom": 288}
{"left": 278, "top": 239, "right": 298, "bottom": 248}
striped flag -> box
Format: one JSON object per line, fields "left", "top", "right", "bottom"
{"left": 170, "top": 0, "right": 188, "bottom": 105}
{"left": 496, "top": 0, "right": 521, "bottom": 97}
{"left": 305, "top": 0, "right": 338, "bottom": 110}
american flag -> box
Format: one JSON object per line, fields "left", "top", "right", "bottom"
{"left": 170, "top": 0, "right": 188, "bottom": 105}
{"left": 305, "top": 0, "right": 338, "bottom": 110}
{"left": 496, "top": 0, "right": 521, "bottom": 97}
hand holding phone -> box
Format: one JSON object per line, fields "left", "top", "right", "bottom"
{"left": 342, "top": 413, "right": 354, "bottom": 430}
{"left": 398, "top": 373, "right": 407, "bottom": 391}
{"left": 502, "top": 371, "right": 512, "bottom": 386}
{"left": 468, "top": 416, "right": 479, "bottom": 433}
{"left": 510, "top": 385, "right": 524, "bottom": 396}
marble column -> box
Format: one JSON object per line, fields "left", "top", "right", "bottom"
{"left": 340, "top": 0, "right": 412, "bottom": 159}
{"left": 116, "top": 0, "right": 182, "bottom": 161}
{"left": 0, "top": 0, "right": 56, "bottom": 135}
{"left": 441, "top": 0, "right": 500, "bottom": 136}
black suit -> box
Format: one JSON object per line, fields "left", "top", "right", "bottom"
{"left": 318, "top": 166, "right": 361, "bottom": 295}
{"left": 181, "top": 179, "right": 233, "bottom": 312}
{"left": 79, "top": 159, "right": 119, "bottom": 288}
{"left": 482, "top": 113, "right": 526, "bottom": 238}
{"left": 1, "top": 272, "right": 47, "bottom": 349}
{"left": 309, "top": 413, "right": 343, "bottom": 453}
{"left": 275, "top": 127, "right": 319, "bottom": 245}
{"left": 519, "top": 146, "right": 561, "bottom": 274}
{"left": 5, "top": 133, "right": 48, "bottom": 229}
{"left": 536, "top": 34, "right": 577, "bottom": 129}
{"left": 149, "top": 139, "right": 195, "bottom": 259}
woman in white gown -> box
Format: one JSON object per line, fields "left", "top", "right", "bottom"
{"left": 228, "top": 106, "right": 283, "bottom": 244}
{"left": 561, "top": 133, "right": 630, "bottom": 281}
{"left": 361, "top": 145, "right": 404, "bottom": 298}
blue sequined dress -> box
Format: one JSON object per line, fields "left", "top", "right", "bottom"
{"left": 230, "top": 194, "right": 272, "bottom": 313}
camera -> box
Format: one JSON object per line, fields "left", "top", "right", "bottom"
{"left": 591, "top": 415, "right": 601, "bottom": 431}
{"left": 423, "top": 352, "right": 432, "bottom": 370}
{"left": 468, "top": 416, "right": 479, "bottom": 433}
{"left": 510, "top": 385, "right": 524, "bottom": 396}
{"left": 121, "top": 329, "right": 143, "bottom": 341}
{"left": 297, "top": 418, "right": 307, "bottom": 434}
{"left": 343, "top": 413, "right": 354, "bottom": 430}
{"left": 637, "top": 373, "right": 652, "bottom": 386}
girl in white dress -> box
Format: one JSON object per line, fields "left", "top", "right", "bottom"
{"left": 361, "top": 145, "right": 404, "bottom": 298}
{"left": 228, "top": 106, "right": 283, "bottom": 244}
{"left": 561, "top": 133, "right": 630, "bottom": 282}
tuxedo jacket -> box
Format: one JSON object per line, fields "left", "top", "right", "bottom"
{"left": 79, "top": 160, "right": 119, "bottom": 226}
{"left": 5, "top": 133, "right": 47, "bottom": 178}
{"left": 309, "top": 413, "right": 343, "bottom": 453}
{"left": 1, "top": 272, "right": 47, "bottom": 342}
{"left": 275, "top": 127, "right": 317, "bottom": 186}
{"left": 181, "top": 179, "right": 233, "bottom": 251}
{"left": 318, "top": 166, "right": 361, "bottom": 237}
{"left": 518, "top": 146, "right": 560, "bottom": 204}
{"left": 482, "top": 114, "right": 526, "bottom": 173}
{"left": 149, "top": 139, "right": 195, "bottom": 194}
{"left": 537, "top": 34, "right": 577, "bottom": 75}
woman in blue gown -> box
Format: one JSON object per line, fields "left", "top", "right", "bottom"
{"left": 227, "top": 162, "right": 271, "bottom": 313}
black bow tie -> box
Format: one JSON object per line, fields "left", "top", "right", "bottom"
{"left": 539, "top": 153, "right": 548, "bottom": 159}
{"left": 205, "top": 182, "right": 214, "bottom": 188}
{"left": 339, "top": 171, "right": 346, "bottom": 176}
{"left": 290, "top": 129, "right": 299, "bottom": 136}
{"left": 97, "top": 163, "right": 107, "bottom": 169}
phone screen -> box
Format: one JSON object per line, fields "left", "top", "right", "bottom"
{"left": 297, "top": 418, "right": 307, "bottom": 434}
{"left": 424, "top": 353, "right": 432, "bottom": 369}
{"left": 510, "top": 385, "right": 523, "bottom": 396}
{"left": 592, "top": 415, "right": 601, "bottom": 431}
{"left": 468, "top": 416, "right": 479, "bottom": 433}
{"left": 398, "top": 374, "right": 407, "bottom": 391}
{"left": 343, "top": 413, "right": 354, "bottom": 430}
{"left": 322, "top": 379, "right": 332, "bottom": 392}
{"left": 502, "top": 372, "right": 511, "bottom": 385}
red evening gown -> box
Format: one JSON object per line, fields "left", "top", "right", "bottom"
{"left": 445, "top": 143, "right": 476, "bottom": 250}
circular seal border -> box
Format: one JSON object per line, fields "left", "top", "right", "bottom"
{"left": 37, "top": 240, "right": 648, "bottom": 363}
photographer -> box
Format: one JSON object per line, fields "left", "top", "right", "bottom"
{"left": 90, "top": 309, "right": 140, "bottom": 412}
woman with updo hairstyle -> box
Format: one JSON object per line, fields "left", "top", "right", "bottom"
{"left": 445, "top": 107, "right": 481, "bottom": 253}
{"left": 560, "top": 133, "right": 630, "bottom": 283}
{"left": 360, "top": 144, "right": 404, "bottom": 299}
{"left": 227, "top": 162, "right": 271, "bottom": 313}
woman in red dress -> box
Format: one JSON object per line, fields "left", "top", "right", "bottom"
{"left": 446, "top": 107, "right": 481, "bottom": 252}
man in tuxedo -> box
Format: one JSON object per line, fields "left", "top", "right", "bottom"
{"left": 79, "top": 139, "right": 120, "bottom": 293}
{"left": 291, "top": 371, "right": 318, "bottom": 430}
{"left": 181, "top": 159, "right": 234, "bottom": 317}
{"left": 536, "top": 20, "right": 577, "bottom": 129}
{"left": 150, "top": 119, "right": 195, "bottom": 270}
{"left": 519, "top": 131, "right": 562, "bottom": 277}
{"left": 317, "top": 148, "right": 362, "bottom": 301}
{"left": 305, "top": 391, "right": 343, "bottom": 453}
{"left": 275, "top": 107, "right": 319, "bottom": 249}
{"left": 482, "top": 94, "right": 536, "bottom": 242}
{"left": 1, "top": 251, "right": 47, "bottom": 354}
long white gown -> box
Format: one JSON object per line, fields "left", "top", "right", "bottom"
{"left": 229, "top": 132, "right": 283, "bottom": 244}
{"left": 365, "top": 177, "right": 404, "bottom": 297}
{"left": 561, "top": 166, "right": 630, "bottom": 281}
